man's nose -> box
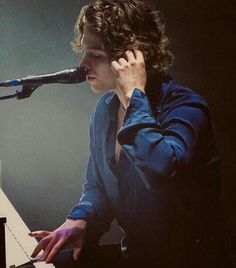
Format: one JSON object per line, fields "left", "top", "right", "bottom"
{"left": 79, "top": 55, "right": 90, "bottom": 69}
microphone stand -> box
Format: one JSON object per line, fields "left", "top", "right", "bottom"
{"left": 0, "top": 85, "right": 40, "bottom": 100}
{"left": 0, "top": 217, "right": 6, "bottom": 268}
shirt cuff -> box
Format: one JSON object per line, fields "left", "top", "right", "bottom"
{"left": 118, "top": 88, "right": 159, "bottom": 143}
{"left": 67, "top": 208, "right": 91, "bottom": 221}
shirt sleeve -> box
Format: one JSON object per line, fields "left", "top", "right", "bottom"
{"left": 68, "top": 113, "right": 114, "bottom": 230}
{"left": 117, "top": 88, "right": 209, "bottom": 191}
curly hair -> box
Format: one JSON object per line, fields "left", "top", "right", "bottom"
{"left": 72, "top": 0, "right": 174, "bottom": 74}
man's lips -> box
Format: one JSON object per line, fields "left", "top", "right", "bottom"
{"left": 86, "top": 75, "right": 96, "bottom": 81}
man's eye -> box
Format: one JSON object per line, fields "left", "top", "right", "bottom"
{"left": 87, "top": 53, "right": 101, "bottom": 58}
{"left": 87, "top": 52, "right": 107, "bottom": 61}
{"left": 93, "top": 54, "right": 102, "bottom": 59}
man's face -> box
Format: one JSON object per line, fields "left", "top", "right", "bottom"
{"left": 79, "top": 24, "right": 116, "bottom": 93}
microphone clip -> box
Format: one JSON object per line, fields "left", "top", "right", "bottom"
{"left": 15, "top": 85, "right": 39, "bottom": 100}
{"left": 0, "top": 84, "right": 40, "bottom": 101}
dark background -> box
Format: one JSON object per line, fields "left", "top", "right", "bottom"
{"left": 0, "top": 0, "right": 235, "bottom": 263}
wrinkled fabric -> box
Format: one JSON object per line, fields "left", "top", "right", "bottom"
{"left": 68, "top": 80, "right": 228, "bottom": 266}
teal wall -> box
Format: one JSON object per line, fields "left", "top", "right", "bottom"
{"left": 0, "top": 0, "right": 235, "bottom": 258}
{"left": 0, "top": 0, "right": 98, "bottom": 231}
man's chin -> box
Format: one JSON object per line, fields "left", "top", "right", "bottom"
{"left": 90, "top": 86, "right": 102, "bottom": 93}
{"left": 90, "top": 85, "right": 110, "bottom": 94}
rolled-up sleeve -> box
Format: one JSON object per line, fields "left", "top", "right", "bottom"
{"left": 117, "top": 88, "right": 209, "bottom": 191}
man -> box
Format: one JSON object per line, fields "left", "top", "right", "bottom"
{"left": 29, "top": 0, "right": 230, "bottom": 267}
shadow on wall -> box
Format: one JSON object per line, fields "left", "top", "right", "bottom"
{"left": 152, "top": 0, "right": 236, "bottom": 264}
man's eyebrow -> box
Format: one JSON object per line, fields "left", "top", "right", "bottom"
{"left": 86, "top": 47, "right": 106, "bottom": 53}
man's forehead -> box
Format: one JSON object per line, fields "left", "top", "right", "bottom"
{"left": 81, "top": 24, "right": 104, "bottom": 51}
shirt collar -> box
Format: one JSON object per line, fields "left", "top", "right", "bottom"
{"left": 104, "top": 90, "right": 120, "bottom": 121}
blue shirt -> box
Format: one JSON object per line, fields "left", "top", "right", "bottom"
{"left": 68, "top": 79, "right": 223, "bottom": 263}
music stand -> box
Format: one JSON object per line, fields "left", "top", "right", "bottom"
{"left": 0, "top": 217, "right": 6, "bottom": 268}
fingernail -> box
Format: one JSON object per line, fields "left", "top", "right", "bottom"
{"left": 73, "top": 254, "right": 78, "bottom": 261}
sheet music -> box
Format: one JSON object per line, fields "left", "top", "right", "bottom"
{"left": 0, "top": 188, "right": 55, "bottom": 267}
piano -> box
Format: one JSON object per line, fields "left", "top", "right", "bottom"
{"left": 0, "top": 188, "right": 55, "bottom": 268}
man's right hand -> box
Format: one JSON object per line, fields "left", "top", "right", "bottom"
{"left": 29, "top": 218, "right": 87, "bottom": 263}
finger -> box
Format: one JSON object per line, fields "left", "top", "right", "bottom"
{"left": 111, "top": 60, "right": 120, "bottom": 69}
{"left": 111, "top": 60, "right": 121, "bottom": 75}
{"left": 117, "top": 57, "right": 128, "bottom": 66}
{"left": 73, "top": 247, "right": 82, "bottom": 261}
{"left": 73, "top": 239, "right": 83, "bottom": 261}
{"left": 29, "top": 230, "right": 51, "bottom": 238}
{"left": 40, "top": 235, "right": 58, "bottom": 261}
{"left": 45, "top": 238, "right": 67, "bottom": 263}
{"left": 31, "top": 236, "right": 51, "bottom": 258}
{"left": 124, "top": 50, "right": 136, "bottom": 63}
{"left": 133, "top": 50, "right": 145, "bottom": 62}
{"left": 111, "top": 58, "right": 127, "bottom": 74}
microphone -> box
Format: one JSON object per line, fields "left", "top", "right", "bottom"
{"left": 0, "top": 66, "right": 87, "bottom": 87}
